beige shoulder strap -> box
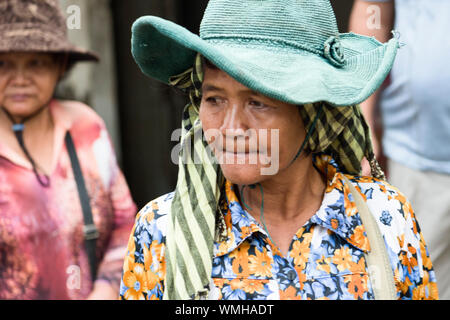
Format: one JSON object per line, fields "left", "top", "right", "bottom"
{"left": 343, "top": 176, "right": 397, "bottom": 300}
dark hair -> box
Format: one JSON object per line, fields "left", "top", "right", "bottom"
{"left": 297, "top": 105, "right": 313, "bottom": 157}
{"left": 52, "top": 53, "right": 77, "bottom": 80}
{"left": 201, "top": 55, "right": 219, "bottom": 71}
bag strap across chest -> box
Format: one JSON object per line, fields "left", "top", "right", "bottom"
{"left": 342, "top": 175, "right": 397, "bottom": 300}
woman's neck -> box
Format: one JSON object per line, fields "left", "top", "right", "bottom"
{"left": 241, "top": 154, "right": 326, "bottom": 220}
{"left": 238, "top": 154, "right": 326, "bottom": 254}
{"left": 0, "top": 102, "right": 54, "bottom": 133}
{"left": 24, "top": 106, "right": 54, "bottom": 136}
{"left": 0, "top": 102, "right": 55, "bottom": 174}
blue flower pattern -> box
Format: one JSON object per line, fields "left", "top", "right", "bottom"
{"left": 119, "top": 155, "right": 439, "bottom": 300}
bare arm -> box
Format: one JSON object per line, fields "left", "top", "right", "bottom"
{"left": 349, "top": 0, "right": 395, "bottom": 41}
{"left": 349, "top": 0, "right": 395, "bottom": 173}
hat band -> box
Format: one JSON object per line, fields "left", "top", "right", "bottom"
{"left": 203, "top": 34, "right": 323, "bottom": 54}
{"left": 0, "top": 27, "right": 73, "bottom": 53}
{"left": 0, "top": 22, "right": 66, "bottom": 39}
{"left": 203, "top": 34, "right": 346, "bottom": 67}
{"left": 3, "top": 29, "right": 65, "bottom": 40}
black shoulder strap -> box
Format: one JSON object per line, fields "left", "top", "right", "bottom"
{"left": 65, "top": 131, "right": 99, "bottom": 281}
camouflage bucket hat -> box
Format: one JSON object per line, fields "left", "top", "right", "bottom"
{"left": 0, "top": 0, "right": 98, "bottom": 62}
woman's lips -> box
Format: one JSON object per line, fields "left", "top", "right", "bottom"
{"left": 215, "top": 149, "right": 266, "bottom": 165}
{"left": 8, "top": 94, "right": 31, "bottom": 102}
{"left": 222, "top": 151, "right": 257, "bottom": 155}
{"left": 219, "top": 147, "right": 259, "bottom": 155}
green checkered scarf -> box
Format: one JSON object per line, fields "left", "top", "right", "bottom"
{"left": 299, "top": 103, "right": 385, "bottom": 180}
{"left": 164, "top": 54, "right": 384, "bottom": 300}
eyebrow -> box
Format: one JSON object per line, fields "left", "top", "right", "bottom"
{"left": 202, "top": 84, "right": 263, "bottom": 97}
{"left": 202, "top": 84, "right": 224, "bottom": 93}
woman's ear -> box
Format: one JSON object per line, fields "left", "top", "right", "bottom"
{"left": 56, "top": 53, "right": 75, "bottom": 81}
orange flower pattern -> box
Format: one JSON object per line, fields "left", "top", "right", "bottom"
{"left": 120, "top": 154, "right": 439, "bottom": 300}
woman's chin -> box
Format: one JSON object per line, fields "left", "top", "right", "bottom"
{"left": 219, "top": 163, "right": 266, "bottom": 186}
{"left": 3, "top": 100, "right": 41, "bottom": 118}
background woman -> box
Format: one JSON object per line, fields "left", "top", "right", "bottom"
{"left": 0, "top": 0, "right": 136, "bottom": 299}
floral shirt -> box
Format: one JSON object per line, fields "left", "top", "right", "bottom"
{"left": 0, "top": 100, "right": 137, "bottom": 299}
{"left": 120, "top": 154, "right": 438, "bottom": 300}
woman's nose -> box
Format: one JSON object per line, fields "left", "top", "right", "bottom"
{"left": 10, "top": 67, "right": 30, "bottom": 86}
{"left": 220, "top": 103, "right": 248, "bottom": 135}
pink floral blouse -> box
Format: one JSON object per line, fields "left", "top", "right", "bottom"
{"left": 0, "top": 100, "right": 137, "bottom": 300}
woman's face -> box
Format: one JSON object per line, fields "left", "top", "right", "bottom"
{"left": 199, "top": 65, "right": 307, "bottom": 186}
{"left": 0, "top": 52, "right": 63, "bottom": 121}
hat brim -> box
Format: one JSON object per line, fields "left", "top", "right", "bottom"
{"left": 132, "top": 16, "right": 398, "bottom": 106}
{"left": 0, "top": 29, "right": 99, "bottom": 63}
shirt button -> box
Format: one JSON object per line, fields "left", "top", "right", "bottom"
{"left": 287, "top": 270, "right": 297, "bottom": 281}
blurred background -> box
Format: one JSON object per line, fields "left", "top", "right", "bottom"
{"left": 57, "top": 0, "right": 355, "bottom": 209}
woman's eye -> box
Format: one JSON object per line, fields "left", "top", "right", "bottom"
{"left": 205, "top": 97, "right": 222, "bottom": 105}
{"left": 249, "top": 100, "right": 267, "bottom": 109}
{"left": 29, "top": 58, "right": 54, "bottom": 69}
{"left": 0, "top": 60, "right": 12, "bottom": 72}
{"left": 30, "top": 59, "right": 44, "bottom": 67}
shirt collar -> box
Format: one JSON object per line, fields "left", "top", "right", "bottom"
{"left": 0, "top": 99, "right": 71, "bottom": 170}
{"left": 213, "top": 154, "right": 370, "bottom": 257}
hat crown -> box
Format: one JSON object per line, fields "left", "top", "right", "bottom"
{"left": 200, "top": 0, "right": 339, "bottom": 52}
{"left": 0, "top": 0, "right": 66, "bottom": 36}
{"left": 0, "top": 0, "right": 98, "bottom": 62}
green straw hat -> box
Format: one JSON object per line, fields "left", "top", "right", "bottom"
{"left": 131, "top": 0, "right": 399, "bottom": 107}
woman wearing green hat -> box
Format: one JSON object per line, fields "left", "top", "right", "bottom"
{"left": 120, "top": 0, "right": 438, "bottom": 300}
{"left": 0, "top": 0, "right": 136, "bottom": 299}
